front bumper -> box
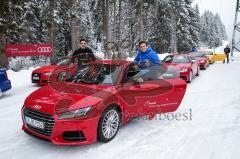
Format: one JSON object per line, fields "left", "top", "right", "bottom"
{"left": 180, "top": 71, "right": 190, "bottom": 81}
{"left": 208, "top": 59, "right": 215, "bottom": 64}
{"left": 199, "top": 62, "right": 207, "bottom": 69}
{"left": 22, "top": 108, "right": 100, "bottom": 145}
{"left": 32, "top": 73, "right": 51, "bottom": 85}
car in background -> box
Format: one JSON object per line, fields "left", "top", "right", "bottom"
{"left": 212, "top": 53, "right": 226, "bottom": 62}
{"left": 0, "top": 67, "right": 11, "bottom": 96}
{"left": 198, "top": 50, "right": 215, "bottom": 64}
{"left": 191, "top": 52, "right": 209, "bottom": 69}
{"left": 32, "top": 53, "right": 96, "bottom": 85}
{"left": 22, "top": 60, "right": 187, "bottom": 145}
{"left": 32, "top": 58, "right": 71, "bottom": 85}
{"left": 162, "top": 54, "right": 200, "bottom": 83}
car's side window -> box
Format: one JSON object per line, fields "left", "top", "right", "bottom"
{"left": 190, "top": 56, "right": 196, "bottom": 60}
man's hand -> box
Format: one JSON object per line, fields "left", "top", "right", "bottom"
{"left": 145, "top": 60, "right": 150, "bottom": 67}
{"left": 133, "top": 64, "right": 139, "bottom": 70}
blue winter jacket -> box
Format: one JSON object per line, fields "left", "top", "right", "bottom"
{"left": 134, "top": 47, "right": 161, "bottom": 69}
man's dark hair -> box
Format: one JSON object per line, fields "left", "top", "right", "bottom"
{"left": 139, "top": 41, "right": 148, "bottom": 47}
{"left": 80, "top": 38, "right": 86, "bottom": 43}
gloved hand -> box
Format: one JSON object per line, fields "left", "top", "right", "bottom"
{"left": 145, "top": 60, "right": 150, "bottom": 67}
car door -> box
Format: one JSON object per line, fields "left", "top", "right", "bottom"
{"left": 119, "top": 66, "right": 187, "bottom": 116}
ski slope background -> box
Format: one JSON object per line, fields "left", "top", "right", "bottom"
{"left": 1, "top": 45, "right": 240, "bottom": 159}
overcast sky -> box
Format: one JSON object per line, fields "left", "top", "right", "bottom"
{"left": 194, "top": 0, "right": 237, "bottom": 40}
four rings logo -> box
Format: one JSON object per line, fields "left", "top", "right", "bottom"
{"left": 33, "top": 105, "right": 42, "bottom": 110}
{"left": 37, "top": 47, "right": 52, "bottom": 53}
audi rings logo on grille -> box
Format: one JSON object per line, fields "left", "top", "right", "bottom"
{"left": 37, "top": 47, "right": 52, "bottom": 53}
{"left": 33, "top": 105, "right": 42, "bottom": 110}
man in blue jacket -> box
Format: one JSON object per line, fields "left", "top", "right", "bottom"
{"left": 134, "top": 41, "right": 160, "bottom": 69}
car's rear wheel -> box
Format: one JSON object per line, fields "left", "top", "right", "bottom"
{"left": 98, "top": 106, "right": 120, "bottom": 143}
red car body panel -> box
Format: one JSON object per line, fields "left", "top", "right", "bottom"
{"left": 162, "top": 54, "right": 199, "bottom": 82}
{"left": 22, "top": 60, "right": 187, "bottom": 145}
{"left": 190, "top": 53, "right": 209, "bottom": 69}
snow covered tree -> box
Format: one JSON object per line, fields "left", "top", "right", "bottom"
{"left": 188, "top": 4, "right": 200, "bottom": 48}
{"left": 200, "top": 10, "right": 227, "bottom": 48}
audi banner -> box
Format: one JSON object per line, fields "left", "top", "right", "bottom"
{"left": 5, "top": 43, "right": 53, "bottom": 57}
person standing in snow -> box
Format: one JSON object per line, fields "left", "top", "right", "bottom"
{"left": 133, "top": 41, "right": 160, "bottom": 70}
{"left": 71, "top": 39, "right": 95, "bottom": 65}
{"left": 223, "top": 45, "right": 230, "bottom": 64}
{"left": 191, "top": 46, "right": 197, "bottom": 52}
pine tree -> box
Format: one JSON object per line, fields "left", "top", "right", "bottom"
{"left": 200, "top": 10, "right": 227, "bottom": 48}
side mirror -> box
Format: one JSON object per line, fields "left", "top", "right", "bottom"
{"left": 132, "top": 77, "right": 144, "bottom": 85}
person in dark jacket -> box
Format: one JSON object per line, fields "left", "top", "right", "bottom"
{"left": 223, "top": 45, "right": 231, "bottom": 64}
{"left": 71, "top": 39, "right": 95, "bottom": 65}
{"left": 134, "top": 41, "right": 160, "bottom": 70}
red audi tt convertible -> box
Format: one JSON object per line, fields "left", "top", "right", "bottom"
{"left": 162, "top": 54, "right": 200, "bottom": 83}
{"left": 22, "top": 60, "right": 187, "bottom": 145}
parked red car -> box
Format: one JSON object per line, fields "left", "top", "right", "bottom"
{"left": 22, "top": 60, "right": 187, "bottom": 145}
{"left": 32, "top": 53, "right": 96, "bottom": 85}
{"left": 32, "top": 58, "right": 71, "bottom": 85}
{"left": 191, "top": 52, "right": 209, "bottom": 69}
{"left": 162, "top": 54, "right": 200, "bottom": 83}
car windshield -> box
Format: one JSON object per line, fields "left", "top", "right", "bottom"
{"left": 163, "top": 55, "right": 190, "bottom": 63}
{"left": 66, "top": 64, "right": 122, "bottom": 85}
{"left": 202, "top": 51, "right": 213, "bottom": 55}
{"left": 194, "top": 52, "right": 205, "bottom": 57}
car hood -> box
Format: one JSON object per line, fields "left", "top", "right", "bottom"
{"left": 24, "top": 84, "right": 116, "bottom": 115}
{"left": 32, "top": 65, "right": 58, "bottom": 74}
{"left": 163, "top": 63, "right": 191, "bottom": 70}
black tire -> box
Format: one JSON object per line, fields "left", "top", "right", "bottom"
{"left": 97, "top": 106, "right": 120, "bottom": 143}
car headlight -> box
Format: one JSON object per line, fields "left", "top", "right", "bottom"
{"left": 58, "top": 106, "right": 92, "bottom": 120}
{"left": 180, "top": 68, "right": 188, "bottom": 72}
{"left": 43, "top": 72, "right": 52, "bottom": 76}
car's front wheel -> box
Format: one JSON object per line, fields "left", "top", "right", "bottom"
{"left": 97, "top": 106, "right": 120, "bottom": 143}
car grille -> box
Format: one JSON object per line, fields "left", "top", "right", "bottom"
{"left": 23, "top": 107, "right": 54, "bottom": 137}
{"left": 32, "top": 73, "right": 41, "bottom": 82}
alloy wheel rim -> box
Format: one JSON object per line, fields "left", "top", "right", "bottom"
{"left": 102, "top": 109, "right": 119, "bottom": 139}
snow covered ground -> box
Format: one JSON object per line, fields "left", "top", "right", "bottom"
{"left": 1, "top": 59, "right": 240, "bottom": 159}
